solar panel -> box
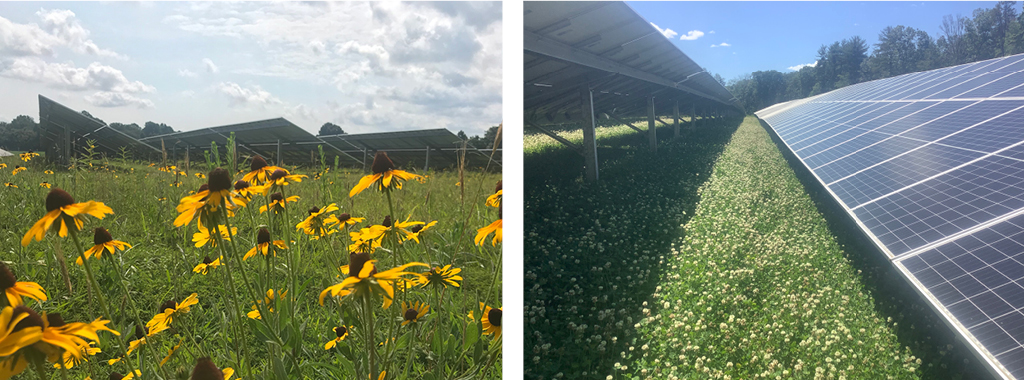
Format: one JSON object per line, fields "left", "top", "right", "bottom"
{"left": 38, "top": 95, "right": 161, "bottom": 164}
{"left": 320, "top": 129, "right": 501, "bottom": 170}
{"left": 756, "top": 53, "right": 1024, "bottom": 380}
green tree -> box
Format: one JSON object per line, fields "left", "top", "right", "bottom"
{"left": 318, "top": 122, "right": 345, "bottom": 136}
{"left": 142, "top": 121, "right": 175, "bottom": 138}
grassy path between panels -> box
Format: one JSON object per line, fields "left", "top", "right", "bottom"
{"left": 623, "top": 117, "right": 922, "bottom": 379}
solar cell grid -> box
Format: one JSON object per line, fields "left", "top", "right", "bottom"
{"left": 927, "top": 73, "right": 1015, "bottom": 99}
{"left": 895, "top": 100, "right": 1022, "bottom": 142}
{"left": 958, "top": 72, "right": 1024, "bottom": 98}
{"left": 939, "top": 107, "right": 1024, "bottom": 153}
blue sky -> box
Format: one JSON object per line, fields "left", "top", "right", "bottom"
{"left": 0, "top": 2, "right": 502, "bottom": 136}
{"left": 629, "top": 1, "right": 1001, "bottom": 82}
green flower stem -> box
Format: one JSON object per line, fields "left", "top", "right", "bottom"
{"left": 31, "top": 355, "right": 48, "bottom": 380}
{"left": 210, "top": 224, "right": 255, "bottom": 378}
{"left": 103, "top": 254, "right": 156, "bottom": 378}
{"left": 362, "top": 292, "right": 379, "bottom": 380}
{"left": 401, "top": 322, "right": 419, "bottom": 379}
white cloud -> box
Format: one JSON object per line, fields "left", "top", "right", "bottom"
{"left": 650, "top": 22, "right": 678, "bottom": 39}
{"left": 1, "top": 57, "right": 154, "bottom": 93}
{"left": 180, "top": 90, "right": 195, "bottom": 98}
{"left": 178, "top": 68, "right": 197, "bottom": 77}
{"left": 679, "top": 30, "right": 705, "bottom": 41}
{"left": 203, "top": 58, "right": 219, "bottom": 73}
{"left": 0, "top": 10, "right": 126, "bottom": 59}
{"left": 308, "top": 40, "right": 325, "bottom": 55}
{"left": 710, "top": 42, "right": 731, "bottom": 48}
{"left": 214, "top": 82, "right": 281, "bottom": 107}
{"left": 85, "top": 92, "right": 154, "bottom": 108}
{"left": 788, "top": 61, "right": 818, "bottom": 71}
{"left": 709, "top": 30, "right": 716, "bottom": 34}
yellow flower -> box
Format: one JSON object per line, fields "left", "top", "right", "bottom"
{"left": 19, "top": 151, "right": 39, "bottom": 162}
{"left": 53, "top": 342, "right": 100, "bottom": 369}
{"left": 0, "top": 163, "right": 6, "bottom": 169}
{"left": 195, "top": 172, "right": 205, "bottom": 179}
{"left": 486, "top": 187, "right": 502, "bottom": 208}
{"left": 12, "top": 166, "right": 26, "bottom": 175}
{"left": 246, "top": 289, "right": 287, "bottom": 320}
{"left": 0, "top": 262, "right": 47, "bottom": 306}
{"left": 35, "top": 311, "right": 120, "bottom": 363}
{"left": 0, "top": 306, "right": 44, "bottom": 366}
{"left": 21, "top": 188, "right": 114, "bottom": 247}
{"left": 319, "top": 253, "right": 426, "bottom": 309}
{"left": 267, "top": 168, "right": 307, "bottom": 187}
{"left": 323, "top": 326, "right": 351, "bottom": 350}
{"left": 232, "top": 179, "right": 268, "bottom": 201}
{"left": 259, "top": 192, "right": 299, "bottom": 214}
{"left": 3, "top": 182, "right": 15, "bottom": 188}
{"left": 159, "top": 338, "right": 183, "bottom": 367}
{"left": 413, "top": 265, "right": 462, "bottom": 289}
{"left": 475, "top": 219, "right": 502, "bottom": 246}
{"left": 403, "top": 220, "right": 437, "bottom": 243}
{"left": 121, "top": 370, "right": 143, "bottom": 379}
{"left": 296, "top": 204, "right": 341, "bottom": 237}
{"left": 39, "top": 182, "right": 51, "bottom": 189}
{"left": 243, "top": 228, "right": 287, "bottom": 260}
{"left": 192, "top": 256, "right": 223, "bottom": 275}
{"left": 336, "top": 213, "right": 365, "bottom": 227}
{"left": 242, "top": 156, "right": 287, "bottom": 185}
{"left": 349, "top": 151, "right": 422, "bottom": 197}
{"left": 75, "top": 227, "right": 132, "bottom": 265}
{"left": 146, "top": 293, "right": 199, "bottom": 332}
{"left": 44, "top": 170, "right": 54, "bottom": 175}
{"left": 480, "top": 303, "right": 502, "bottom": 339}
{"left": 400, "top": 301, "right": 429, "bottom": 326}
{"left": 173, "top": 169, "right": 243, "bottom": 228}
{"left": 350, "top": 215, "right": 424, "bottom": 250}
{"left": 193, "top": 225, "right": 237, "bottom": 248}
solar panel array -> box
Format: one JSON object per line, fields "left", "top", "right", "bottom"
{"left": 756, "top": 53, "right": 1024, "bottom": 380}
{"left": 38, "top": 95, "right": 160, "bottom": 164}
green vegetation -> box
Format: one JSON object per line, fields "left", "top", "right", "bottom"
{"left": 0, "top": 148, "right": 501, "bottom": 379}
{"left": 525, "top": 116, "right": 985, "bottom": 379}
{"left": 524, "top": 118, "right": 691, "bottom": 156}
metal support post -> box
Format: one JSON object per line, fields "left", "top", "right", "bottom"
{"left": 424, "top": 145, "right": 431, "bottom": 172}
{"left": 647, "top": 96, "right": 657, "bottom": 153}
{"left": 580, "top": 85, "right": 600, "bottom": 182}
{"left": 689, "top": 105, "right": 696, "bottom": 133}
{"left": 276, "top": 139, "right": 282, "bottom": 166}
{"left": 674, "top": 102, "right": 680, "bottom": 139}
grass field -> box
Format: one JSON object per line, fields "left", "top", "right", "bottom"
{"left": 0, "top": 149, "right": 501, "bottom": 380}
{"left": 524, "top": 116, "right": 986, "bottom": 380}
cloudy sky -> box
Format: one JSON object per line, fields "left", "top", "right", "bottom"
{"left": 0, "top": 2, "right": 502, "bottom": 136}
{"left": 632, "top": 1, "right": 998, "bottom": 81}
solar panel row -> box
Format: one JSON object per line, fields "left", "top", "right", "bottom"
{"left": 756, "top": 53, "right": 1024, "bottom": 380}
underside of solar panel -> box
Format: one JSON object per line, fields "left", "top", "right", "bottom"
{"left": 756, "top": 53, "right": 1024, "bottom": 380}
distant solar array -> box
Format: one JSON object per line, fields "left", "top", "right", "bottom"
{"left": 38, "top": 95, "right": 497, "bottom": 171}
{"left": 756, "top": 53, "right": 1024, "bottom": 380}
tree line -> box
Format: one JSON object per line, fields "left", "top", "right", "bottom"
{"left": 728, "top": 1, "right": 1024, "bottom": 113}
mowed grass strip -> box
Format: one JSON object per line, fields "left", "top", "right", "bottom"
{"left": 624, "top": 117, "right": 920, "bottom": 379}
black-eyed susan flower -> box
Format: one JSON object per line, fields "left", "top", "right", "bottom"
{"left": 351, "top": 215, "right": 424, "bottom": 249}
{"left": 0, "top": 163, "right": 7, "bottom": 169}
{"left": 11, "top": 166, "right": 26, "bottom": 175}
{"left": 243, "top": 228, "right": 287, "bottom": 261}
{"left": 30, "top": 311, "right": 119, "bottom": 365}
{"left": 486, "top": 180, "right": 502, "bottom": 208}
{"left": 107, "top": 325, "right": 164, "bottom": 366}
{"left": 53, "top": 341, "right": 100, "bottom": 369}
{"left": 246, "top": 288, "right": 286, "bottom": 320}
{"left": 195, "top": 172, "right": 205, "bottom": 179}
{"left": 349, "top": 151, "right": 422, "bottom": 197}
{"left": 400, "top": 301, "right": 429, "bottom": 326}
{"left": 319, "top": 252, "right": 426, "bottom": 309}
{"left": 403, "top": 220, "right": 437, "bottom": 243}
{"left": 39, "top": 182, "right": 51, "bottom": 189}
{"left": 75, "top": 227, "right": 132, "bottom": 265}
{"left": 233, "top": 179, "right": 268, "bottom": 201}
{"left": 146, "top": 293, "right": 198, "bottom": 332}
{"left": 44, "top": 170, "right": 53, "bottom": 175}
{"left": 267, "top": 168, "right": 307, "bottom": 188}
{"left": 192, "top": 256, "right": 222, "bottom": 275}
{"left": 21, "top": 188, "right": 114, "bottom": 247}
{"left": 193, "top": 225, "right": 236, "bottom": 248}
{"left": 336, "top": 213, "right": 365, "bottom": 228}
{"left": 0, "top": 305, "right": 44, "bottom": 359}
{"left": 242, "top": 156, "right": 286, "bottom": 186}
{"left": 297, "top": 204, "right": 341, "bottom": 238}
{"left": 19, "top": 151, "right": 39, "bottom": 162}
{"left": 259, "top": 192, "right": 299, "bottom": 214}
{"left": 3, "top": 182, "right": 16, "bottom": 188}
{"left": 174, "top": 169, "right": 243, "bottom": 228}
{"left": 414, "top": 265, "right": 462, "bottom": 289}
{"left": 323, "top": 325, "right": 351, "bottom": 350}
{"left": 475, "top": 210, "right": 502, "bottom": 246}
{"left": 480, "top": 303, "right": 502, "bottom": 338}
{"left": 190, "top": 357, "right": 235, "bottom": 380}
{"left": 0, "top": 262, "right": 47, "bottom": 306}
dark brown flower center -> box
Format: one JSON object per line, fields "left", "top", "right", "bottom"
{"left": 270, "top": 192, "right": 284, "bottom": 203}
{"left": 348, "top": 252, "right": 371, "bottom": 277}
{"left": 45, "top": 188, "right": 75, "bottom": 212}
{"left": 382, "top": 215, "right": 392, "bottom": 228}
{"left": 270, "top": 169, "right": 287, "bottom": 181}
{"left": 251, "top": 156, "right": 269, "bottom": 171}
{"left": 0, "top": 262, "right": 17, "bottom": 289}
{"left": 191, "top": 357, "right": 224, "bottom": 380}
{"left": 487, "top": 308, "right": 502, "bottom": 327}
{"left": 370, "top": 151, "right": 395, "bottom": 174}
{"left": 11, "top": 306, "right": 43, "bottom": 332}
{"left": 159, "top": 300, "right": 177, "bottom": 313}
{"left": 203, "top": 256, "right": 213, "bottom": 265}
{"left": 404, "top": 308, "right": 418, "bottom": 321}
{"left": 338, "top": 213, "right": 351, "bottom": 222}
{"left": 46, "top": 313, "right": 66, "bottom": 327}
{"left": 93, "top": 227, "right": 113, "bottom": 245}
{"left": 198, "top": 184, "right": 209, "bottom": 193}
{"left": 495, "top": 180, "right": 502, "bottom": 193}
{"left": 309, "top": 206, "right": 321, "bottom": 215}
{"left": 410, "top": 225, "right": 423, "bottom": 233}
{"left": 257, "top": 228, "right": 271, "bottom": 245}
{"left": 109, "top": 372, "right": 124, "bottom": 380}
{"left": 335, "top": 326, "right": 347, "bottom": 338}
{"left": 208, "top": 168, "right": 232, "bottom": 192}
{"left": 234, "top": 180, "right": 250, "bottom": 191}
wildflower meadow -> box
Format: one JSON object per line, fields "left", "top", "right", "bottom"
{"left": 0, "top": 138, "right": 502, "bottom": 380}
{"left": 525, "top": 116, "right": 984, "bottom": 380}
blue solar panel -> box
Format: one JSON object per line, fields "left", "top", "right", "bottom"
{"left": 756, "top": 52, "right": 1024, "bottom": 380}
